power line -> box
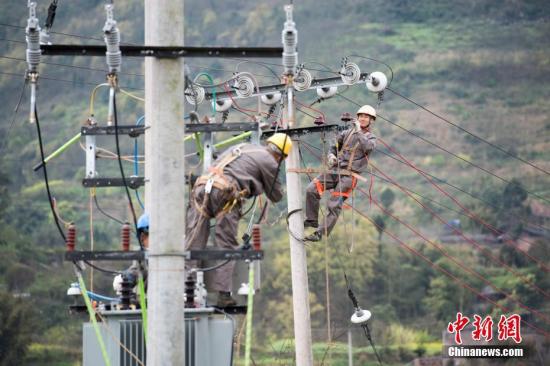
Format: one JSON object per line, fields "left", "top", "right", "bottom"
{"left": 0, "top": 70, "right": 144, "bottom": 90}
{"left": 352, "top": 205, "right": 550, "bottom": 338}
{"left": 387, "top": 87, "right": 550, "bottom": 176}
{"left": 335, "top": 92, "right": 550, "bottom": 204}
{"left": 299, "top": 138, "right": 549, "bottom": 296}
{"left": 0, "top": 78, "right": 27, "bottom": 154}
{"left": 379, "top": 136, "right": 550, "bottom": 272}
{"left": 375, "top": 148, "right": 550, "bottom": 232}
{"left": 0, "top": 54, "right": 145, "bottom": 77}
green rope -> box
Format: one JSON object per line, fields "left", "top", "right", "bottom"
{"left": 138, "top": 273, "right": 147, "bottom": 342}
{"left": 77, "top": 272, "right": 112, "bottom": 366}
{"left": 244, "top": 262, "right": 255, "bottom": 366}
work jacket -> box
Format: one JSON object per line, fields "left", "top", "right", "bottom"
{"left": 330, "top": 127, "right": 377, "bottom": 173}
{"left": 214, "top": 143, "right": 284, "bottom": 203}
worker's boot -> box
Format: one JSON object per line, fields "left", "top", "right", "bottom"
{"left": 303, "top": 219, "right": 319, "bottom": 228}
{"left": 304, "top": 231, "right": 322, "bottom": 242}
{"left": 217, "top": 291, "right": 237, "bottom": 307}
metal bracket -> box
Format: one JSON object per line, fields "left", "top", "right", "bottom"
{"left": 186, "top": 250, "right": 263, "bottom": 261}
{"left": 261, "top": 124, "right": 344, "bottom": 138}
{"left": 41, "top": 44, "right": 283, "bottom": 58}
{"left": 82, "top": 177, "right": 145, "bottom": 189}
{"left": 65, "top": 250, "right": 146, "bottom": 261}
{"left": 185, "top": 122, "right": 259, "bottom": 133}
{"left": 81, "top": 125, "right": 147, "bottom": 137}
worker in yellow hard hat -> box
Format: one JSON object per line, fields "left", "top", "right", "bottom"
{"left": 304, "top": 105, "right": 377, "bottom": 242}
{"left": 186, "top": 133, "right": 292, "bottom": 307}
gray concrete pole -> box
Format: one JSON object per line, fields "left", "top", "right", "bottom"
{"left": 284, "top": 89, "right": 314, "bottom": 365}
{"left": 348, "top": 329, "right": 353, "bottom": 366}
{"left": 144, "top": 1, "right": 186, "bottom": 365}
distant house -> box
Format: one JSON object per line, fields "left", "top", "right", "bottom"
{"left": 527, "top": 200, "right": 550, "bottom": 235}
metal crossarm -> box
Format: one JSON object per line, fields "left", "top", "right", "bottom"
{"left": 65, "top": 250, "right": 145, "bottom": 261}
{"left": 82, "top": 177, "right": 145, "bottom": 189}
{"left": 41, "top": 44, "right": 283, "bottom": 58}
{"left": 81, "top": 125, "right": 147, "bottom": 137}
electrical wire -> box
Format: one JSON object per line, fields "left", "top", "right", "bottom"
{"left": 379, "top": 137, "right": 550, "bottom": 272}
{"left": 387, "top": 87, "right": 549, "bottom": 175}
{"left": 0, "top": 77, "right": 27, "bottom": 153}
{"left": 375, "top": 148, "right": 550, "bottom": 233}
{"left": 336, "top": 92, "right": 550, "bottom": 204}
{"left": 33, "top": 104, "right": 66, "bottom": 241}
{"left": 366, "top": 192, "right": 550, "bottom": 322}
{"left": 364, "top": 167, "right": 550, "bottom": 298}
{"left": 113, "top": 92, "right": 143, "bottom": 251}
{"left": 347, "top": 54, "right": 394, "bottom": 87}
{"left": 93, "top": 193, "right": 126, "bottom": 225}
{"left": 351, "top": 205, "right": 550, "bottom": 338}
{"left": 301, "top": 138, "right": 549, "bottom": 297}
{"left": 0, "top": 70, "right": 144, "bottom": 90}
{"left": 0, "top": 54, "right": 146, "bottom": 77}
{"left": 84, "top": 260, "right": 122, "bottom": 275}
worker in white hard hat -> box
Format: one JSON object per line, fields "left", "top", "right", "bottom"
{"left": 186, "top": 133, "right": 292, "bottom": 307}
{"left": 304, "top": 105, "right": 377, "bottom": 242}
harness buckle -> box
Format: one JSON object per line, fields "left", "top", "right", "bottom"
{"left": 204, "top": 178, "right": 215, "bottom": 194}
{"left": 232, "top": 146, "right": 242, "bottom": 157}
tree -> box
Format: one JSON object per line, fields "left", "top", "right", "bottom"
{"left": 373, "top": 214, "right": 386, "bottom": 240}
{"left": 0, "top": 292, "right": 36, "bottom": 365}
{"left": 380, "top": 188, "right": 396, "bottom": 210}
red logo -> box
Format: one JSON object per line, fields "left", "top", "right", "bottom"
{"left": 448, "top": 312, "right": 470, "bottom": 344}
{"left": 472, "top": 314, "right": 494, "bottom": 342}
{"left": 498, "top": 314, "right": 522, "bottom": 344}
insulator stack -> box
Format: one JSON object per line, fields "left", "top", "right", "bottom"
{"left": 66, "top": 223, "right": 76, "bottom": 251}
{"left": 251, "top": 224, "right": 261, "bottom": 251}
{"left": 103, "top": 4, "right": 121, "bottom": 73}
{"left": 282, "top": 5, "right": 298, "bottom": 75}
{"left": 184, "top": 274, "right": 196, "bottom": 308}
{"left": 25, "top": 2, "right": 41, "bottom": 73}
{"left": 121, "top": 222, "right": 130, "bottom": 251}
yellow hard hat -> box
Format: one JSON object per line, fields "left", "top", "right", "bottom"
{"left": 266, "top": 133, "right": 292, "bottom": 157}
{"left": 356, "top": 105, "right": 376, "bottom": 120}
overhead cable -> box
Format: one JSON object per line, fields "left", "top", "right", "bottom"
{"left": 387, "top": 87, "right": 550, "bottom": 176}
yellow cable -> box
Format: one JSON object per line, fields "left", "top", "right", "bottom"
{"left": 89, "top": 83, "right": 110, "bottom": 116}
{"left": 119, "top": 88, "right": 145, "bottom": 102}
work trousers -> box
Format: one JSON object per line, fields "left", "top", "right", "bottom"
{"left": 305, "top": 173, "right": 355, "bottom": 237}
{"left": 185, "top": 185, "right": 241, "bottom": 292}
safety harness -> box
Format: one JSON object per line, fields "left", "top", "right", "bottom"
{"left": 192, "top": 144, "right": 262, "bottom": 218}
{"left": 314, "top": 128, "right": 363, "bottom": 198}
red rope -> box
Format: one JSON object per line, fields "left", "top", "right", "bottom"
{"left": 363, "top": 193, "right": 550, "bottom": 325}
{"left": 350, "top": 205, "right": 550, "bottom": 339}
{"left": 369, "top": 165, "right": 550, "bottom": 299}
{"left": 378, "top": 137, "right": 550, "bottom": 273}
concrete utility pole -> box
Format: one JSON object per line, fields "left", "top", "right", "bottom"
{"left": 282, "top": 5, "right": 314, "bottom": 366}
{"left": 144, "top": 1, "right": 186, "bottom": 365}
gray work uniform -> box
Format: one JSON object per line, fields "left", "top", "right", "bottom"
{"left": 185, "top": 143, "right": 284, "bottom": 292}
{"left": 305, "top": 128, "right": 376, "bottom": 236}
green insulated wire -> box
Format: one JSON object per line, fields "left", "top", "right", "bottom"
{"left": 244, "top": 262, "right": 255, "bottom": 366}
{"left": 33, "top": 132, "right": 81, "bottom": 171}
{"left": 77, "top": 271, "right": 112, "bottom": 366}
{"left": 138, "top": 273, "right": 147, "bottom": 342}
{"left": 194, "top": 72, "right": 216, "bottom": 117}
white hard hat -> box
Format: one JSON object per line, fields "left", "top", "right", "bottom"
{"left": 356, "top": 105, "right": 376, "bottom": 120}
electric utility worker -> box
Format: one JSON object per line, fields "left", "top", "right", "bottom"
{"left": 186, "top": 133, "right": 292, "bottom": 307}
{"left": 304, "top": 105, "right": 377, "bottom": 242}
{"left": 113, "top": 213, "right": 149, "bottom": 297}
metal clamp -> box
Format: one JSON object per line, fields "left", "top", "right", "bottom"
{"left": 204, "top": 178, "right": 214, "bottom": 194}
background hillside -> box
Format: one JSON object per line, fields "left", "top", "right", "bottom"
{"left": 1, "top": 1, "right": 549, "bottom": 365}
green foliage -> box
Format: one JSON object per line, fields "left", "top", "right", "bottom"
{"left": 0, "top": 292, "right": 36, "bottom": 366}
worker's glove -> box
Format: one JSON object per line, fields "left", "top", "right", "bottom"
{"left": 113, "top": 274, "right": 123, "bottom": 295}
{"left": 353, "top": 119, "right": 361, "bottom": 132}
{"left": 327, "top": 153, "right": 338, "bottom": 168}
